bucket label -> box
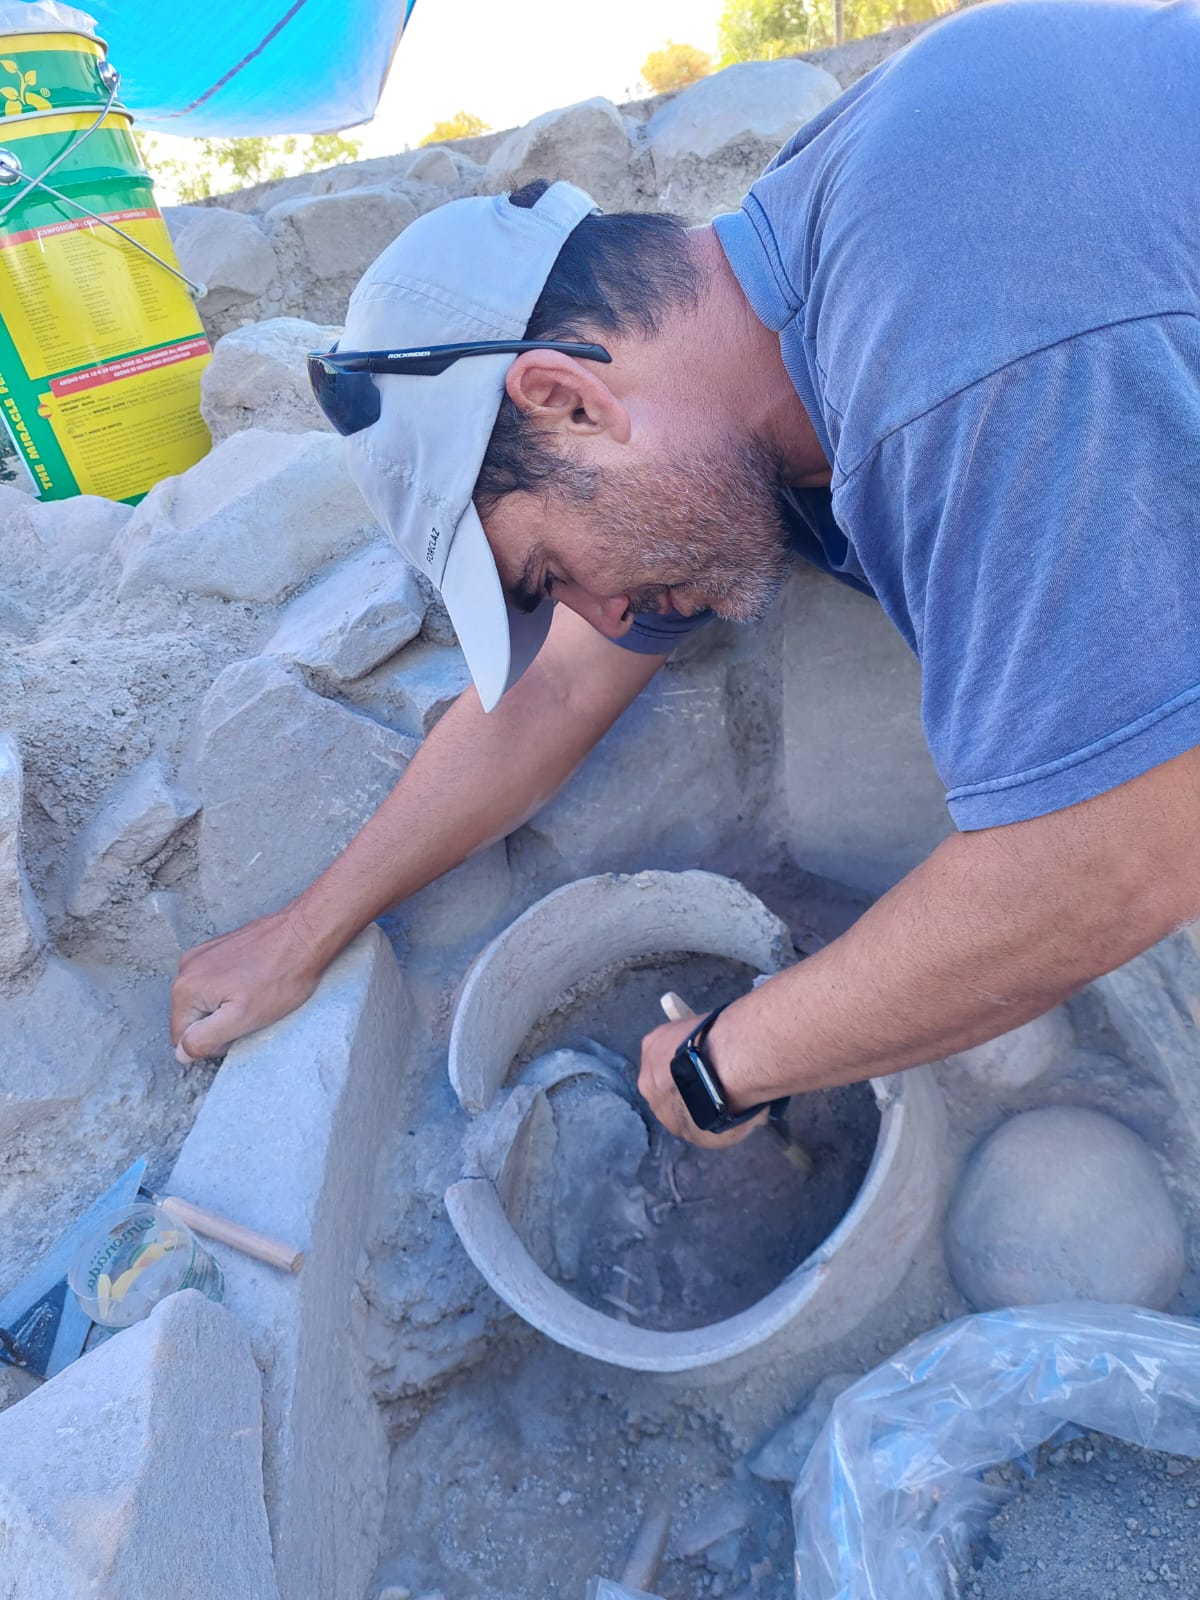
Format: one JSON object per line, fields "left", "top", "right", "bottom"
{"left": 0, "top": 210, "right": 199, "bottom": 379}
{"left": 35, "top": 337, "right": 211, "bottom": 501}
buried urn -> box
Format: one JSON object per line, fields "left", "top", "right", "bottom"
{"left": 445, "top": 869, "right": 947, "bottom": 1377}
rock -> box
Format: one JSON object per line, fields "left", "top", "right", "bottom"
{"left": 0, "top": 732, "right": 45, "bottom": 986}
{"left": 139, "top": 888, "right": 189, "bottom": 963}
{"left": 0, "top": 1291, "right": 279, "bottom": 1599}
{"left": 487, "top": 97, "right": 649, "bottom": 212}
{"left": 393, "top": 839, "right": 512, "bottom": 958}
{"left": 162, "top": 202, "right": 213, "bottom": 239}
{"left": 65, "top": 758, "right": 197, "bottom": 919}
{"left": 677, "top": 1484, "right": 755, "bottom": 1558}
{"left": 202, "top": 317, "right": 342, "bottom": 443}
{"left": 169, "top": 927, "right": 410, "bottom": 1600}
{"left": 349, "top": 641, "right": 471, "bottom": 736}
{"left": 506, "top": 651, "right": 758, "bottom": 897}
{"left": 115, "top": 429, "right": 375, "bottom": 603}
{"left": 945, "top": 1107, "right": 1186, "bottom": 1312}
{"left": 0, "top": 590, "right": 34, "bottom": 638}
{"left": 549, "top": 1080, "right": 649, "bottom": 1281}
{"left": 262, "top": 541, "right": 426, "bottom": 684}
{"left": 0, "top": 957, "right": 157, "bottom": 1296}
{"left": 0, "top": 958, "right": 118, "bottom": 1144}
{"left": 647, "top": 60, "right": 843, "bottom": 220}
{"left": 802, "top": 20, "right": 937, "bottom": 89}
{"left": 173, "top": 205, "right": 279, "bottom": 316}
{"left": 193, "top": 656, "right": 417, "bottom": 927}
{"left": 749, "top": 1372, "right": 858, "bottom": 1483}
{"left": 403, "top": 146, "right": 458, "bottom": 186}
{"left": 266, "top": 186, "right": 419, "bottom": 281}
{"left": 782, "top": 569, "right": 951, "bottom": 895}
{"left": 33, "top": 491, "right": 132, "bottom": 558}
{"left": 941, "top": 1007, "right": 1074, "bottom": 1093}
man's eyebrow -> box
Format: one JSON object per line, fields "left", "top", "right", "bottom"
{"left": 508, "top": 548, "right": 544, "bottom": 614}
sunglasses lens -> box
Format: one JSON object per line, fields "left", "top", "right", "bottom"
{"left": 306, "top": 358, "right": 382, "bottom": 437}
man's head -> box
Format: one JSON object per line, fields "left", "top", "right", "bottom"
{"left": 473, "top": 180, "right": 795, "bottom": 643}
{"left": 323, "top": 179, "right": 804, "bottom": 709}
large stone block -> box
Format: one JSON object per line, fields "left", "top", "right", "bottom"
{"left": 507, "top": 635, "right": 770, "bottom": 896}
{"left": 0, "top": 1291, "right": 279, "bottom": 1599}
{"left": 265, "top": 187, "right": 419, "bottom": 281}
{"left": 782, "top": 568, "right": 951, "bottom": 896}
{"left": 65, "top": 758, "right": 198, "bottom": 919}
{"left": 262, "top": 541, "right": 426, "bottom": 685}
{"left": 647, "top": 59, "right": 842, "bottom": 220}
{"left": 202, "top": 317, "right": 342, "bottom": 443}
{"left": 169, "top": 927, "right": 411, "bottom": 1600}
{"left": 346, "top": 640, "right": 471, "bottom": 737}
{"left": 173, "top": 205, "right": 279, "bottom": 316}
{"left": 193, "top": 656, "right": 417, "bottom": 927}
{"left": 0, "top": 732, "right": 44, "bottom": 985}
{"left": 487, "top": 97, "right": 650, "bottom": 212}
{"left": 115, "top": 429, "right": 375, "bottom": 603}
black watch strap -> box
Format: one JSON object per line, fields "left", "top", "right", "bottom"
{"left": 670, "top": 1002, "right": 783, "bottom": 1135}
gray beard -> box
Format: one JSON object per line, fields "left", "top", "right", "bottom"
{"left": 564, "top": 435, "right": 794, "bottom": 623}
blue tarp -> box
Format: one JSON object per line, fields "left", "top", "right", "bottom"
{"left": 78, "top": 0, "right": 415, "bottom": 137}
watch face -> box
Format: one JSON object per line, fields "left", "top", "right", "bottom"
{"left": 670, "top": 1045, "right": 726, "bottom": 1132}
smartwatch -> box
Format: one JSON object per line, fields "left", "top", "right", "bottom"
{"left": 669, "top": 1002, "right": 787, "bottom": 1136}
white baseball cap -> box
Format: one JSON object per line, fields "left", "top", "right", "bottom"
{"left": 316, "top": 181, "right": 602, "bottom": 711}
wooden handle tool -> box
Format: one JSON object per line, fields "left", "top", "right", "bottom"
{"left": 659, "top": 991, "right": 693, "bottom": 1024}
{"left": 157, "top": 1195, "right": 305, "bottom": 1274}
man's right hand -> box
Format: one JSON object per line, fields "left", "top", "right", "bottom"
{"left": 170, "top": 906, "right": 325, "bottom": 1064}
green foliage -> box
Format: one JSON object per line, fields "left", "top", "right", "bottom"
{"left": 305, "top": 131, "right": 363, "bottom": 168}
{"left": 641, "top": 39, "right": 713, "bottom": 94}
{"left": 717, "top": 0, "right": 951, "bottom": 61}
{"left": 419, "top": 110, "right": 489, "bottom": 147}
{"left": 134, "top": 129, "right": 364, "bottom": 203}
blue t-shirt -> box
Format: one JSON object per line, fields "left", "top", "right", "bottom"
{"left": 676, "top": 0, "right": 1200, "bottom": 830}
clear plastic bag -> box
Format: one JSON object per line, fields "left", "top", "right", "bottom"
{"left": 792, "top": 1303, "right": 1200, "bottom": 1599}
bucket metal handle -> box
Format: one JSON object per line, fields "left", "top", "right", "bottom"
{"left": 0, "top": 59, "right": 207, "bottom": 302}
{"left": 0, "top": 59, "right": 119, "bottom": 222}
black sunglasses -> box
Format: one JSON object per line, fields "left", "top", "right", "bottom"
{"left": 306, "top": 339, "right": 613, "bottom": 437}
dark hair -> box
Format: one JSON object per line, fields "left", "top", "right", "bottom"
{"left": 473, "top": 180, "right": 699, "bottom": 514}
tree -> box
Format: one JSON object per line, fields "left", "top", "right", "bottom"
{"left": 419, "top": 110, "right": 489, "bottom": 146}
{"left": 718, "top": 0, "right": 950, "bottom": 62}
{"left": 134, "top": 130, "right": 363, "bottom": 203}
{"left": 641, "top": 40, "right": 712, "bottom": 94}
{"left": 305, "top": 131, "right": 362, "bottom": 168}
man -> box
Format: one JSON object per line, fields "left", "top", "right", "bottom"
{"left": 172, "top": 0, "right": 1200, "bottom": 1149}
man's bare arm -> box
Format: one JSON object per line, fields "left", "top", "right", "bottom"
{"left": 639, "top": 744, "right": 1200, "bottom": 1141}
{"left": 171, "top": 606, "right": 666, "bottom": 1061}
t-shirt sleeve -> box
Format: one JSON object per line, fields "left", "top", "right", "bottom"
{"left": 839, "top": 314, "right": 1200, "bottom": 829}
{"left": 611, "top": 608, "right": 715, "bottom": 655}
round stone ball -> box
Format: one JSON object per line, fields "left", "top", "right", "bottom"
{"left": 945, "top": 1106, "right": 1186, "bottom": 1312}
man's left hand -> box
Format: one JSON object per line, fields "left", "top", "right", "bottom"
{"left": 638, "top": 1015, "right": 767, "bottom": 1149}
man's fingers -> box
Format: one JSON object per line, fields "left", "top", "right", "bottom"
{"left": 175, "top": 1002, "right": 243, "bottom": 1065}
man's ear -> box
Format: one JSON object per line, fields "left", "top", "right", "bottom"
{"left": 505, "top": 349, "right": 630, "bottom": 444}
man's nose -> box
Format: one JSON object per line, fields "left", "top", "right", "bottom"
{"left": 559, "top": 588, "right": 634, "bottom": 639}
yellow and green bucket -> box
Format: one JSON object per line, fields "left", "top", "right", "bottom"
{"left": 0, "top": 27, "right": 211, "bottom": 503}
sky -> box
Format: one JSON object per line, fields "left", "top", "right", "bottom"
{"left": 354, "top": 0, "right": 723, "bottom": 155}
{"left": 144, "top": 0, "right": 726, "bottom": 199}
